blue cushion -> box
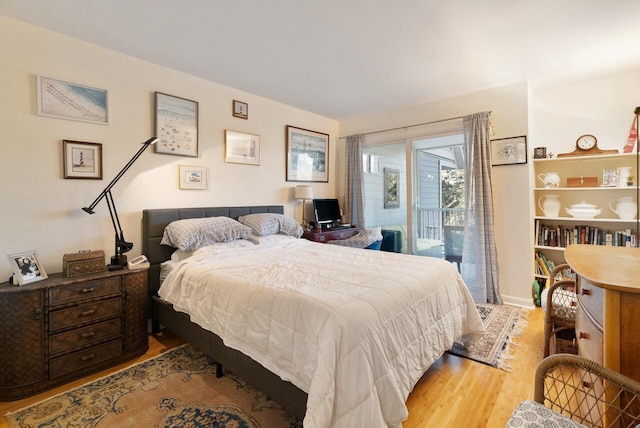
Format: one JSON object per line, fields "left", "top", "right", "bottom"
{"left": 365, "top": 239, "right": 382, "bottom": 250}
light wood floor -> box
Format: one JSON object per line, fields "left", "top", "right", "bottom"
{"left": 1, "top": 307, "right": 544, "bottom": 428}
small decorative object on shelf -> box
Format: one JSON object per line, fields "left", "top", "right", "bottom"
{"left": 567, "top": 176, "right": 597, "bottom": 187}
{"left": 533, "top": 147, "right": 547, "bottom": 159}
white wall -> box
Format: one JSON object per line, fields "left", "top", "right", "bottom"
{"left": 0, "top": 16, "right": 339, "bottom": 279}
{"left": 339, "top": 82, "right": 532, "bottom": 306}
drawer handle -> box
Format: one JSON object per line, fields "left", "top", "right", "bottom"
{"left": 581, "top": 289, "right": 591, "bottom": 296}
{"left": 578, "top": 331, "right": 589, "bottom": 340}
{"left": 81, "top": 331, "right": 96, "bottom": 339}
{"left": 80, "top": 287, "right": 95, "bottom": 294}
{"left": 80, "top": 309, "right": 96, "bottom": 317}
{"left": 81, "top": 353, "right": 96, "bottom": 361}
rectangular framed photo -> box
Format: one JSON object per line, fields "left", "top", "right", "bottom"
{"left": 233, "top": 100, "right": 248, "bottom": 119}
{"left": 37, "top": 75, "right": 109, "bottom": 124}
{"left": 63, "top": 140, "right": 103, "bottom": 179}
{"left": 7, "top": 251, "right": 47, "bottom": 286}
{"left": 286, "top": 125, "right": 329, "bottom": 182}
{"left": 178, "top": 165, "right": 207, "bottom": 190}
{"left": 154, "top": 92, "right": 199, "bottom": 157}
{"left": 491, "top": 135, "right": 528, "bottom": 166}
{"left": 602, "top": 169, "right": 618, "bottom": 187}
{"left": 225, "top": 130, "right": 260, "bottom": 165}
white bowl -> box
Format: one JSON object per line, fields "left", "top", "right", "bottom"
{"left": 566, "top": 207, "right": 601, "bottom": 219}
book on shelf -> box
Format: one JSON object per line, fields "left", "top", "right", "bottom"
{"left": 535, "top": 220, "right": 635, "bottom": 248}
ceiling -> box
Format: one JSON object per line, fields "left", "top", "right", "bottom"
{"left": 2, "top": 0, "right": 640, "bottom": 120}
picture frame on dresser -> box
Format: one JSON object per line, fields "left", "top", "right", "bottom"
{"left": 7, "top": 250, "right": 47, "bottom": 285}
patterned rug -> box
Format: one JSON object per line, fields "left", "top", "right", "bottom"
{"left": 6, "top": 344, "right": 302, "bottom": 428}
{"left": 448, "top": 303, "right": 528, "bottom": 371}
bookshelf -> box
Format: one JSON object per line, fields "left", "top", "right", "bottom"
{"left": 533, "top": 152, "right": 639, "bottom": 285}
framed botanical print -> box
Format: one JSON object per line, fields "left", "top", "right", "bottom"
{"left": 286, "top": 125, "right": 329, "bottom": 182}
{"left": 384, "top": 168, "right": 400, "bottom": 208}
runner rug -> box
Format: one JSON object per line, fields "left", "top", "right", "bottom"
{"left": 448, "top": 303, "right": 528, "bottom": 371}
{"left": 6, "top": 344, "right": 302, "bottom": 428}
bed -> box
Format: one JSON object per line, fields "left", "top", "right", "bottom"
{"left": 142, "top": 205, "right": 484, "bottom": 428}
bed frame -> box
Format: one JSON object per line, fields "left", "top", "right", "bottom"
{"left": 142, "top": 205, "right": 307, "bottom": 418}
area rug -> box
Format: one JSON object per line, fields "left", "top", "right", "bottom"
{"left": 448, "top": 303, "right": 528, "bottom": 371}
{"left": 6, "top": 344, "right": 302, "bottom": 428}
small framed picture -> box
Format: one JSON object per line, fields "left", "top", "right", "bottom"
{"left": 602, "top": 169, "right": 618, "bottom": 187}
{"left": 384, "top": 168, "right": 400, "bottom": 209}
{"left": 63, "top": 140, "right": 103, "bottom": 179}
{"left": 225, "top": 130, "right": 260, "bottom": 165}
{"left": 491, "top": 135, "right": 528, "bottom": 166}
{"left": 233, "top": 100, "right": 248, "bottom": 119}
{"left": 178, "top": 165, "right": 207, "bottom": 190}
{"left": 7, "top": 251, "right": 47, "bottom": 285}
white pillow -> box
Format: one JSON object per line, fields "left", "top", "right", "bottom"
{"left": 161, "top": 217, "right": 252, "bottom": 251}
{"left": 171, "top": 239, "right": 255, "bottom": 260}
{"left": 238, "top": 213, "right": 303, "bottom": 238}
{"left": 248, "top": 233, "right": 297, "bottom": 245}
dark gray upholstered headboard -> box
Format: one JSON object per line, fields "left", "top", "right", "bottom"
{"left": 142, "top": 205, "right": 284, "bottom": 301}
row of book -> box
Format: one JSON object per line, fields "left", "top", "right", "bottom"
{"left": 535, "top": 221, "right": 637, "bottom": 248}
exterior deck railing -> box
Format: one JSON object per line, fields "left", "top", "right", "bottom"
{"left": 417, "top": 208, "right": 464, "bottom": 240}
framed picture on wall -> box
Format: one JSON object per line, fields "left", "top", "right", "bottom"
{"left": 63, "top": 140, "right": 103, "bottom": 179}
{"left": 225, "top": 130, "right": 260, "bottom": 165}
{"left": 36, "top": 76, "right": 109, "bottom": 125}
{"left": 384, "top": 167, "right": 400, "bottom": 209}
{"left": 232, "top": 100, "right": 248, "bottom": 119}
{"left": 7, "top": 251, "right": 47, "bottom": 285}
{"left": 286, "top": 125, "right": 329, "bottom": 182}
{"left": 154, "top": 92, "right": 199, "bottom": 157}
{"left": 491, "top": 135, "right": 527, "bottom": 166}
{"left": 178, "top": 165, "right": 208, "bottom": 190}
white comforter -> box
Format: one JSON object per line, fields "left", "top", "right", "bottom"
{"left": 159, "top": 239, "right": 484, "bottom": 428}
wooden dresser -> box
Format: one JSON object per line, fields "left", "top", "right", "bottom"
{"left": 565, "top": 245, "right": 640, "bottom": 422}
{"left": 0, "top": 268, "right": 148, "bottom": 400}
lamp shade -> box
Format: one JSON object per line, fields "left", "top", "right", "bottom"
{"left": 295, "top": 185, "right": 314, "bottom": 200}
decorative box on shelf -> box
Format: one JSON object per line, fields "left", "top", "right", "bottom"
{"left": 567, "top": 176, "right": 597, "bottom": 187}
{"left": 62, "top": 250, "right": 107, "bottom": 277}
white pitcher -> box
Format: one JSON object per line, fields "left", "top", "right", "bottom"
{"left": 538, "top": 195, "right": 561, "bottom": 217}
{"left": 609, "top": 196, "right": 636, "bottom": 219}
{"left": 537, "top": 172, "right": 560, "bottom": 188}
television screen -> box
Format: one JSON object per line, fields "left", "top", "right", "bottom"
{"left": 313, "top": 199, "right": 342, "bottom": 225}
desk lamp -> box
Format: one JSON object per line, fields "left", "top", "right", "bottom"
{"left": 83, "top": 137, "right": 158, "bottom": 270}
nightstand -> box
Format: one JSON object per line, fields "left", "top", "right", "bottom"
{"left": 0, "top": 268, "right": 148, "bottom": 400}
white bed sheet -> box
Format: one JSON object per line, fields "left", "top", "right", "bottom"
{"left": 159, "top": 239, "right": 484, "bottom": 428}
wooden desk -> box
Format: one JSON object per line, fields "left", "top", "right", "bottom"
{"left": 565, "top": 245, "right": 640, "bottom": 423}
{"left": 302, "top": 227, "right": 362, "bottom": 243}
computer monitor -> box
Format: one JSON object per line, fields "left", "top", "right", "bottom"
{"left": 313, "top": 198, "right": 342, "bottom": 226}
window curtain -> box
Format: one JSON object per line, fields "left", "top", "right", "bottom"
{"left": 344, "top": 134, "right": 365, "bottom": 226}
{"left": 461, "top": 112, "right": 502, "bottom": 304}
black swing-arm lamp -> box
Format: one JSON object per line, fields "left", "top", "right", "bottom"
{"left": 83, "top": 137, "right": 158, "bottom": 269}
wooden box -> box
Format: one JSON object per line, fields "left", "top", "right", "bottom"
{"left": 567, "top": 176, "right": 597, "bottom": 187}
{"left": 63, "top": 250, "right": 107, "bottom": 277}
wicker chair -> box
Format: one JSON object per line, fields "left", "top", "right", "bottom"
{"left": 543, "top": 263, "right": 577, "bottom": 357}
{"left": 507, "top": 354, "right": 640, "bottom": 427}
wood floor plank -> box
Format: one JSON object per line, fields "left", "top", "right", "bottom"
{"left": 0, "top": 307, "right": 544, "bottom": 428}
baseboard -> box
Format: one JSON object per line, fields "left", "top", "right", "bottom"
{"left": 500, "top": 294, "right": 535, "bottom": 309}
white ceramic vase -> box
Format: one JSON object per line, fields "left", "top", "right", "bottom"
{"left": 537, "top": 172, "right": 560, "bottom": 188}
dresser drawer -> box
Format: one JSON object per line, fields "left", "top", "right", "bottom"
{"left": 49, "top": 318, "right": 121, "bottom": 355}
{"left": 576, "top": 277, "right": 604, "bottom": 328}
{"left": 49, "top": 339, "right": 122, "bottom": 378}
{"left": 576, "top": 301, "right": 603, "bottom": 364}
{"left": 49, "top": 297, "right": 121, "bottom": 332}
{"left": 49, "top": 277, "right": 121, "bottom": 307}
